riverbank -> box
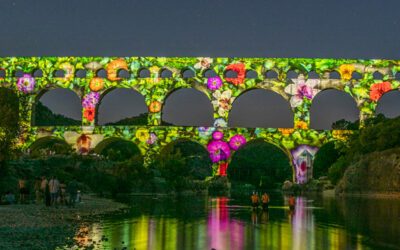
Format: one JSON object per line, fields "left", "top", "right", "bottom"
{"left": 0, "top": 195, "right": 128, "bottom": 250}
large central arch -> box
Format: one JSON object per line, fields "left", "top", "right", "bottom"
{"left": 228, "top": 139, "right": 293, "bottom": 188}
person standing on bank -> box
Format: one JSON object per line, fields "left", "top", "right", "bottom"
{"left": 261, "top": 192, "right": 270, "bottom": 210}
{"left": 67, "top": 179, "right": 78, "bottom": 208}
{"left": 34, "top": 177, "right": 41, "bottom": 204}
{"left": 288, "top": 194, "right": 296, "bottom": 211}
{"left": 48, "top": 176, "right": 60, "bottom": 207}
{"left": 251, "top": 192, "right": 259, "bottom": 210}
{"left": 18, "top": 178, "right": 28, "bottom": 204}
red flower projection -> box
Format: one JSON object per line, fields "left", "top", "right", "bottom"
{"left": 225, "top": 63, "right": 246, "bottom": 86}
{"left": 83, "top": 107, "right": 95, "bottom": 122}
{"left": 369, "top": 82, "right": 392, "bottom": 101}
{"left": 218, "top": 162, "right": 228, "bottom": 176}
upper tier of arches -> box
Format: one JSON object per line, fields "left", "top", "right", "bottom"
{"left": 1, "top": 57, "right": 398, "bottom": 130}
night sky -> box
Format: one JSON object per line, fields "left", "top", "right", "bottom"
{"left": 1, "top": 0, "right": 400, "bottom": 128}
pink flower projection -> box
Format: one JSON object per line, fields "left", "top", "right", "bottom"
{"left": 17, "top": 74, "right": 35, "bottom": 93}
{"left": 284, "top": 76, "right": 320, "bottom": 108}
{"left": 207, "top": 131, "right": 247, "bottom": 168}
{"left": 228, "top": 135, "right": 246, "bottom": 150}
{"left": 146, "top": 133, "right": 157, "bottom": 145}
{"left": 82, "top": 92, "right": 100, "bottom": 108}
{"left": 207, "top": 140, "right": 231, "bottom": 163}
{"left": 207, "top": 76, "right": 223, "bottom": 90}
{"left": 212, "top": 131, "right": 224, "bottom": 140}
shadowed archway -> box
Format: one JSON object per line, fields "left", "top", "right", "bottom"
{"left": 29, "top": 137, "right": 72, "bottom": 157}
{"left": 94, "top": 137, "right": 142, "bottom": 162}
{"left": 159, "top": 139, "right": 212, "bottom": 180}
{"left": 228, "top": 139, "right": 292, "bottom": 189}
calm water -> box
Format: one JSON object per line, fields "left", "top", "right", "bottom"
{"left": 73, "top": 194, "right": 400, "bottom": 250}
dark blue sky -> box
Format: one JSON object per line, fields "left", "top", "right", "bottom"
{"left": 2, "top": 0, "right": 400, "bottom": 128}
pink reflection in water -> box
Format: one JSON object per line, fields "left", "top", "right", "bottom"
{"left": 290, "top": 196, "right": 315, "bottom": 250}
{"left": 207, "top": 197, "right": 244, "bottom": 250}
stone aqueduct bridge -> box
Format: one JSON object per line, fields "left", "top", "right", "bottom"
{"left": 1, "top": 57, "right": 399, "bottom": 183}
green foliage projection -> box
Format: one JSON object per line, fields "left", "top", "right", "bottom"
{"left": 0, "top": 88, "right": 19, "bottom": 167}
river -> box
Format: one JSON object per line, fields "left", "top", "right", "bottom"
{"left": 72, "top": 194, "right": 400, "bottom": 250}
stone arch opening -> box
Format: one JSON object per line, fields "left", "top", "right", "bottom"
{"left": 375, "top": 90, "right": 400, "bottom": 118}
{"left": 161, "top": 88, "right": 213, "bottom": 126}
{"left": 159, "top": 139, "right": 212, "bottom": 180}
{"left": 33, "top": 88, "right": 82, "bottom": 126}
{"left": 0, "top": 87, "right": 19, "bottom": 128}
{"left": 228, "top": 139, "right": 293, "bottom": 189}
{"left": 310, "top": 89, "right": 359, "bottom": 130}
{"left": 29, "top": 137, "right": 71, "bottom": 157}
{"left": 94, "top": 137, "right": 142, "bottom": 162}
{"left": 181, "top": 68, "right": 195, "bottom": 78}
{"left": 96, "top": 88, "right": 148, "bottom": 126}
{"left": 313, "top": 141, "right": 341, "bottom": 179}
{"left": 228, "top": 89, "right": 293, "bottom": 128}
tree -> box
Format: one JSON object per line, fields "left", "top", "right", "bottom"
{"left": 332, "top": 119, "right": 359, "bottom": 130}
{"left": 101, "top": 140, "right": 142, "bottom": 162}
{"left": 313, "top": 142, "right": 341, "bottom": 178}
{"left": 0, "top": 88, "right": 19, "bottom": 171}
{"left": 155, "top": 141, "right": 212, "bottom": 191}
{"left": 34, "top": 101, "right": 81, "bottom": 126}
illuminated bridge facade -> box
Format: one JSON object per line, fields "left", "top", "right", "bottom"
{"left": 1, "top": 57, "right": 399, "bottom": 183}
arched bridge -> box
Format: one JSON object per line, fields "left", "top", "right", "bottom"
{"left": 1, "top": 57, "right": 399, "bottom": 183}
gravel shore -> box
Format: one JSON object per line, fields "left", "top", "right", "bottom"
{"left": 0, "top": 195, "right": 128, "bottom": 250}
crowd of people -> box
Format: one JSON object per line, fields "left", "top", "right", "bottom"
{"left": 1, "top": 176, "right": 80, "bottom": 208}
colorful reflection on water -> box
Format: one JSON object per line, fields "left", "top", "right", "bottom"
{"left": 74, "top": 195, "right": 400, "bottom": 250}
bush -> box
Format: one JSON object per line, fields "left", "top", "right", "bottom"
{"left": 207, "top": 176, "right": 229, "bottom": 195}
{"left": 1, "top": 154, "right": 150, "bottom": 196}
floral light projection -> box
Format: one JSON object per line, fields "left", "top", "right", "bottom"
{"left": 207, "top": 76, "right": 223, "bottom": 90}
{"left": 106, "top": 58, "right": 128, "bottom": 81}
{"left": 212, "top": 90, "right": 233, "bottom": 117}
{"left": 16, "top": 74, "right": 35, "bottom": 93}
{"left": 291, "top": 145, "right": 319, "bottom": 184}
{"left": 194, "top": 57, "right": 213, "bottom": 70}
{"left": 228, "top": 135, "right": 246, "bottom": 150}
{"left": 89, "top": 77, "right": 105, "bottom": 92}
{"left": 369, "top": 82, "right": 392, "bottom": 101}
{"left": 339, "top": 64, "right": 355, "bottom": 81}
{"left": 225, "top": 63, "right": 246, "bottom": 86}
{"left": 2, "top": 57, "right": 399, "bottom": 183}
{"left": 284, "top": 76, "right": 320, "bottom": 108}
{"left": 82, "top": 92, "right": 100, "bottom": 123}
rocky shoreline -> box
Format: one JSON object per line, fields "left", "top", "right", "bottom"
{"left": 0, "top": 195, "right": 128, "bottom": 250}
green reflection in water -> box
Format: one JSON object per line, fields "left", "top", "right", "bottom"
{"left": 75, "top": 195, "right": 400, "bottom": 250}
